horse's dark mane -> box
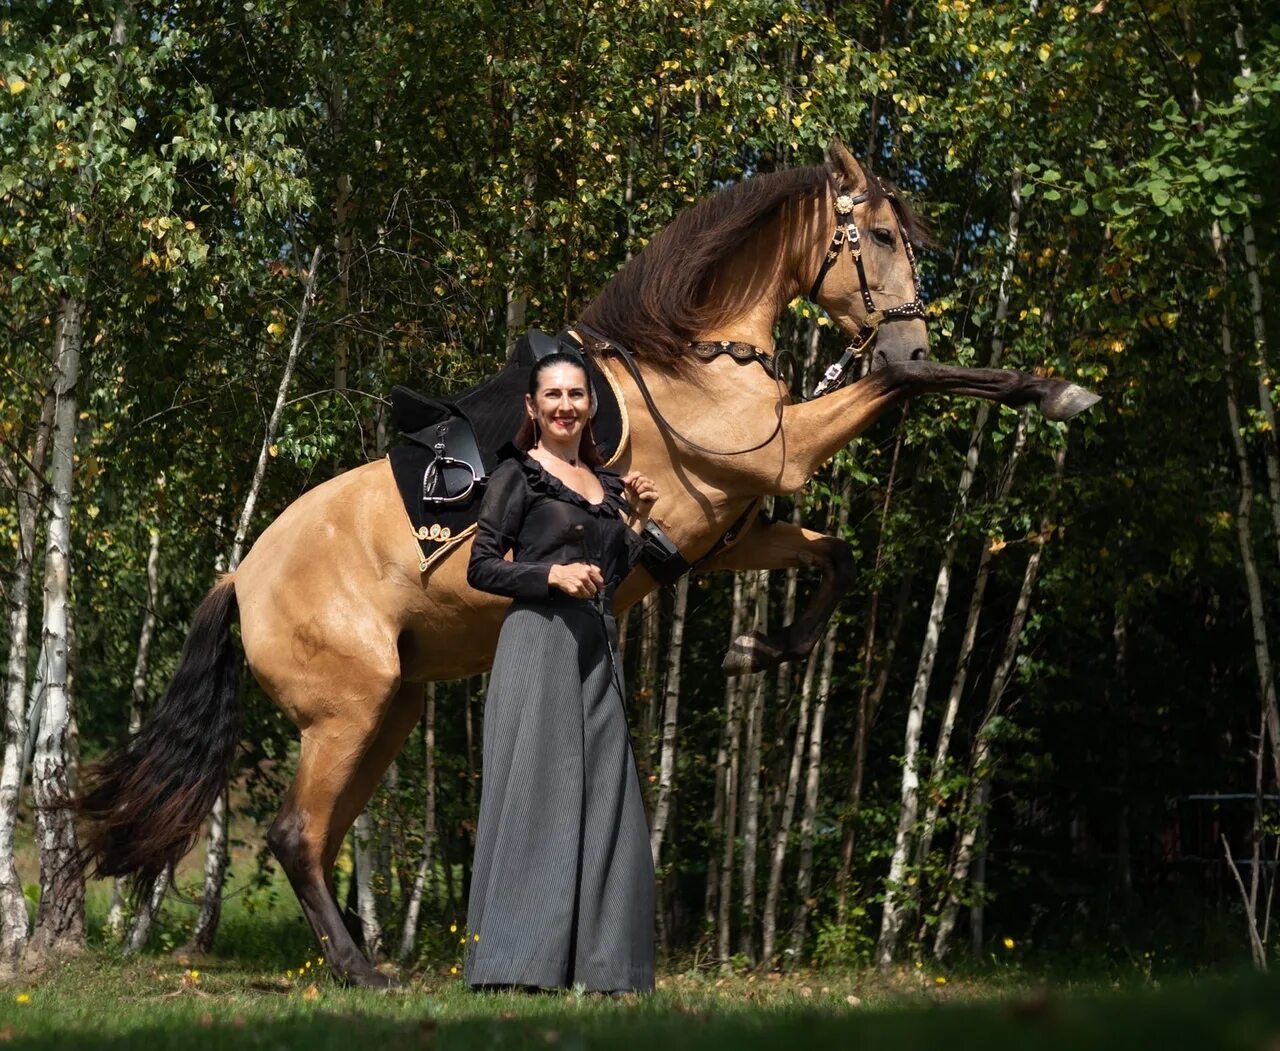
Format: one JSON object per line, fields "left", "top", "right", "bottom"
{"left": 579, "top": 160, "right": 928, "bottom": 365}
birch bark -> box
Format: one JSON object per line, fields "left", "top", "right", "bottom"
{"left": 108, "top": 527, "right": 163, "bottom": 939}
{"left": 836, "top": 421, "right": 906, "bottom": 919}
{"left": 738, "top": 571, "right": 769, "bottom": 962}
{"left": 28, "top": 295, "right": 87, "bottom": 959}
{"left": 649, "top": 576, "right": 689, "bottom": 868}
{"left": 933, "top": 444, "right": 1067, "bottom": 957}
{"left": 1213, "top": 227, "right": 1280, "bottom": 786}
{"left": 716, "top": 576, "right": 749, "bottom": 962}
{"left": 706, "top": 574, "right": 746, "bottom": 938}
{"left": 789, "top": 474, "right": 851, "bottom": 957}
{"left": 399, "top": 684, "right": 438, "bottom": 959}
{"left": 914, "top": 411, "right": 1030, "bottom": 881}
{"left": 0, "top": 387, "right": 54, "bottom": 962}
{"left": 877, "top": 173, "right": 1023, "bottom": 968}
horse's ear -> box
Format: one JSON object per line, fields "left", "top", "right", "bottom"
{"left": 826, "top": 137, "right": 868, "bottom": 194}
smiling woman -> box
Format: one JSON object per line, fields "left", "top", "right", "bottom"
{"left": 463, "top": 352, "right": 661, "bottom": 993}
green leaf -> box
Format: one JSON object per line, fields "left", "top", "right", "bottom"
{"left": 1070, "top": 198, "right": 1088, "bottom": 216}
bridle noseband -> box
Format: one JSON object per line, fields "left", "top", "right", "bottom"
{"left": 807, "top": 180, "right": 926, "bottom": 397}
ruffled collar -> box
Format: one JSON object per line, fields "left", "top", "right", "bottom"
{"left": 498, "top": 442, "right": 627, "bottom": 517}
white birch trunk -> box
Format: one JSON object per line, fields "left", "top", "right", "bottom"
{"left": 353, "top": 810, "right": 384, "bottom": 958}
{"left": 399, "top": 684, "right": 437, "bottom": 959}
{"left": 108, "top": 526, "right": 163, "bottom": 938}
{"left": 789, "top": 622, "right": 836, "bottom": 959}
{"left": 188, "top": 246, "right": 323, "bottom": 952}
{"left": 124, "top": 868, "right": 169, "bottom": 955}
{"left": 0, "top": 388, "right": 55, "bottom": 962}
{"left": 837, "top": 423, "right": 906, "bottom": 919}
{"left": 1229, "top": 18, "right": 1280, "bottom": 569}
{"left": 737, "top": 571, "right": 769, "bottom": 962}
{"left": 649, "top": 576, "right": 689, "bottom": 869}
{"left": 639, "top": 591, "right": 661, "bottom": 794}
{"left": 716, "top": 577, "right": 748, "bottom": 962}
{"left": 28, "top": 295, "right": 87, "bottom": 959}
{"left": 933, "top": 444, "right": 1067, "bottom": 958}
{"left": 761, "top": 642, "right": 818, "bottom": 968}
{"left": 1213, "top": 226, "right": 1280, "bottom": 786}
{"left": 789, "top": 475, "right": 851, "bottom": 958}
{"left": 877, "top": 173, "right": 1023, "bottom": 968}
{"left": 914, "top": 411, "right": 1030, "bottom": 876}
{"left": 706, "top": 574, "right": 746, "bottom": 936}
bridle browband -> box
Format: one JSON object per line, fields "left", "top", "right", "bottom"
{"left": 806, "top": 177, "right": 926, "bottom": 397}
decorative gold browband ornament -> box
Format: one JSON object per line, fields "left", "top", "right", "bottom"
{"left": 414, "top": 523, "right": 452, "bottom": 542}
{"left": 834, "top": 193, "right": 855, "bottom": 214}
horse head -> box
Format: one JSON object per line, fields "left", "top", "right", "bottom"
{"left": 808, "top": 138, "right": 930, "bottom": 371}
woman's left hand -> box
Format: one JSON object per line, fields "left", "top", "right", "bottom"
{"left": 622, "top": 471, "right": 658, "bottom": 519}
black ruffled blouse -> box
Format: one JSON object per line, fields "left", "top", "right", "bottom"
{"left": 466, "top": 444, "right": 647, "bottom": 605}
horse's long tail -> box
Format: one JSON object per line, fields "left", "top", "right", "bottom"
{"left": 79, "top": 574, "right": 242, "bottom": 898}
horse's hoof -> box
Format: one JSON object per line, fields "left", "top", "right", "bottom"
{"left": 1041, "top": 382, "right": 1100, "bottom": 421}
{"left": 721, "top": 632, "right": 782, "bottom": 676}
{"left": 338, "top": 962, "right": 400, "bottom": 990}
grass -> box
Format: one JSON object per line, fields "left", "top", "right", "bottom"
{"left": 3, "top": 954, "right": 1280, "bottom": 1051}
{"left": 6, "top": 823, "right": 1278, "bottom": 1049}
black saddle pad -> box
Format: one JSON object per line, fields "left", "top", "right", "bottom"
{"left": 389, "top": 342, "right": 624, "bottom": 570}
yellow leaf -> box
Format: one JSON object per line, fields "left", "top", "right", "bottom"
{"left": 268, "top": 444, "right": 279, "bottom": 458}
{"left": 267, "top": 321, "right": 285, "bottom": 337}
{"left": 8, "top": 78, "right": 27, "bottom": 95}
{"left": 1038, "top": 43, "right": 1052, "bottom": 61}
{"left": 989, "top": 537, "right": 1007, "bottom": 554}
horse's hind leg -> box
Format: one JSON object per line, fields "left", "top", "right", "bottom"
{"left": 698, "top": 517, "right": 855, "bottom": 675}
{"left": 267, "top": 680, "right": 425, "bottom": 989}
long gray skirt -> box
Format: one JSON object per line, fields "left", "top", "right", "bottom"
{"left": 465, "top": 599, "right": 655, "bottom": 992}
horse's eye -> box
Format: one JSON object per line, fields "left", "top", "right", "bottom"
{"left": 871, "top": 227, "right": 895, "bottom": 248}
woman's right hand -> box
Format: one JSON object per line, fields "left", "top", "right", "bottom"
{"left": 548, "top": 562, "right": 605, "bottom": 598}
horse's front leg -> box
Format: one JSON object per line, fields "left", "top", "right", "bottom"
{"left": 873, "top": 361, "right": 1100, "bottom": 421}
{"left": 697, "top": 517, "right": 854, "bottom": 676}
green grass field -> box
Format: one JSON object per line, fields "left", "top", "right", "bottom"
{"left": 3, "top": 828, "right": 1276, "bottom": 1049}
{"left": 4, "top": 954, "right": 1279, "bottom": 1051}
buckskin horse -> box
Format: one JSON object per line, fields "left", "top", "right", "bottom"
{"left": 80, "top": 139, "right": 1098, "bottom": 987}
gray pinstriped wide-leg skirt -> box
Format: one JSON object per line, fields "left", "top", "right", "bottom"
{"left": 465, "top": 599, "right": 655, "bottom": 992}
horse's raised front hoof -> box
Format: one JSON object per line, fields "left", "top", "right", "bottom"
{"left": 1040, "top": 381, "right": 1101, "bottom": 421}
{"left": 721, "top": 631, "right": 785, "bottom": 676}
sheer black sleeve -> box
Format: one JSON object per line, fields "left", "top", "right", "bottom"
{"left": 599, "top": 469, "right": 648, "bottom": 572}
{"left": 467, "top": 461, "right": 551, "bottom": 600}
{"left": 621, "top": 523, "right": 647, "bottom": 572}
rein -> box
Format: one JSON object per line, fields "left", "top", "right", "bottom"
{"left": 807, "top": 180, "right": 926, "bottom": 397}
{"left": 574, "top": 322, "right": 792, "bottom": 458}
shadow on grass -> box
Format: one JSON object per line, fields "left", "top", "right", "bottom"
{"left": 8, "top": 970, "right": 1280, "bottom": 1051}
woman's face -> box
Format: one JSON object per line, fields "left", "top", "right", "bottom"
{"left": 527, "top": 363, "right": 591, "bottom": 444}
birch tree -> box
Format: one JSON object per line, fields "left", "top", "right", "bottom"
{"left": 0, "top": 387, "right": 54, "bottom": 963}
{"left": 107, "top": 526, "right": 162, "bottom": 941}
{"left": 28, "top": 296, "right": 87, "bottom": 960}
{"left": 933, "top": 443, "right": 1068, "bottom": 958}
{"left": 398, "top": 684, "right": 438, "bottom": 960}
{"left": 877, "top": 173, "right": 1025, "bottom": 967}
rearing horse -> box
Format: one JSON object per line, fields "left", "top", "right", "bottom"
{"left": 81, "top": 139, "right": 1097, "bottom": 987}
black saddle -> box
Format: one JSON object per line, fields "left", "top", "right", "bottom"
{"left": 388, "top": 329, "right": 625, "bottom": 569}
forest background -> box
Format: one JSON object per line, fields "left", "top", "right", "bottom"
{"left": 2, "top": 0, "right": 1280, "bottom": 982}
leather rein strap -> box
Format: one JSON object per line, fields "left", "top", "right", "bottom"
{"left": 574, "top": 322, "right": 791, "bottom": 458}
{"left": 807, "top": 179, "right": 926, "bottom": 397}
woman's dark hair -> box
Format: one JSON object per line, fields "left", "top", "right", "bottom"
{"left": 514, "top": 352, "right": 602, "bottom": 467}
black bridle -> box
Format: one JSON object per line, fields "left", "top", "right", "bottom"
{"left": 807, "top": 180, "right": 926, "bottom": 397}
